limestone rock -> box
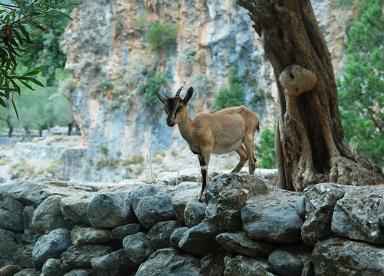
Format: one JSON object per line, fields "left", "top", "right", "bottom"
{"left": 171, "top": 184, "right": 200, "bottom": 222}
{"left": 312, "top": 238, "right": 384, "bottom": 275}
{"left": 133, "top": 194, "right": 176, "bottom": 229}
{"left": 32, "top": 195, "right": 72, "bottom": 233}
{"left": 61, "top": 245, "right": 112, "bottom": 269}
{"left": 123, "top": 232, "right": 152, "bottom": 264}
{"left": 41, "top": 258, "right": 63, "bottom": 276}
{"left": 242, "top": 196, "right": 303, "bottom": 244}
{"left": 178, "top": 219, "right": 220, "bottom": 256}
{"left": 331, "top": 187, "right": 384, "bottom": 244}
{"left": 64, "top": 269, "right": 90, "bottom": 276}
{"left": 268, "top": 250, "right": 303, "bottom": 276}
{"left": 0, "top": 194, "right": 24, "bottom": 232}
{"left": 224, "top": 256, "right": 274, "bottom": 276}
{"left": 205, "top": 174, "right": 268, "bottom": 231}
{"left": 22, "top": 206, "right": 35, "bottom": 232}
{"left": 91, "top": 249, "right": 136, "bottom": 276}
{"left": 60, "top": 195, "right": 92, "bottom": 225}
{"left": 170, "top": 227, "right": 189, "bottom": 248}
{"left": 13, "top": 269, "right": 40, "bottom": 276}
{"left": 0, "top": 229, "right": 19, "bottom": 267}
{"left": 201, "top": 253, "right": 226, "bottom": 276}
{"left": 32, "top": 228, "right": 71, "bottom": 268}
{"left": 147, "top": 220, "right": 182, "bottom": 250}
{"left": 0, "top": 265, "right": 22, "bottom": 276}
{"left": 301, "top": 183, "right": 349, "bottom": 245}
{"left": 111, "top": 223, "right": 142, "bottom": 240}
{"left": 71, "top": 226, "right": 111, "bottom": 245}
{"left": 136, "top": 248, "right": 201, "bottom": 276}
{"left": 216, "top": 232, "right": 273, "bottom": 258}
{"left": 86, "top": 192, "right": 135, "bottom": 229}
{"left": 184, "top": 199, "right": 206, "bottom": 227}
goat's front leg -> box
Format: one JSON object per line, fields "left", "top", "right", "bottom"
{"left": 198, "top": 147, "right": 212, "bottom": 202}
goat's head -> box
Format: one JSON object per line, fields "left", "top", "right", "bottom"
{"left": 156, "top": 86, "right": 193, "bottom": 127}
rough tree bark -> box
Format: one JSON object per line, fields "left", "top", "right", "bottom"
{"left": 238, "top": 0, "right": 384, "bottom": 191}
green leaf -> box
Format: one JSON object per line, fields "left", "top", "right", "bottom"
{"left": 11, "top": 98, "right": 19, "bottom": 120}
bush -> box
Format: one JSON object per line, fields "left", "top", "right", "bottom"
{"left": 140, "top": 75, "right": 167, "bottom": 108}
{"left": 147, "top": 21, "right": 177, "bottom": 50}
{"left": 254, "top": 128, "right": 276, "bottom": 169}
{"left": 215, "top": 66, "right": 245, "bottom": 110}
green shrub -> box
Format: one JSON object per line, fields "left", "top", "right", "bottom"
{"left": 215, "top": 66, "right": 245, "bottom": 110}
{"left": 338, "top": 0, "right": 384, "bottom": 166}
{"left": 99, "top": 145, "right": 109, "bottom": 156}
{"left": 140, "top": 75, "right": 167, "bottom": 108}
{"left": 98, "top": 80, "right": 113, "bottom": 91}
{"left": 147, "top": 21, "right": 177, "bottom": 50}
{"left": 255, "top": 128, "right": 276, "bottom": 169}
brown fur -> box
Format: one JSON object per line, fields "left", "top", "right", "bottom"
{"left": 157, "top": 87, "right": 260, "bottom": 201}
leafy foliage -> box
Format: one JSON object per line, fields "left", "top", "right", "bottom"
{"left": 338, "top": 0, "right": 384, "bottom": 165}
{"left": 140, "top": 74, "right": 167, "bottom": 108}
{"left": 147, "top": 21, "right": 177, "bottom": 50}
{"left": 254, "top": 128, "right": 276, "bottom": 169}
{"left": 0, "top": 0, "right": 75, "bottom": 113}
{"left": 215, "top": 66, "right": 245, "bottom": 110}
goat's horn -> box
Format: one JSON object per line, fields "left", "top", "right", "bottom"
{"left": 175, "top": 86, "right": 183, "bottom": 97}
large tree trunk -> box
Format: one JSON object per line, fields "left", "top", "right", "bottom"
{"left": 238, "top": 0, "right": 384, "bottom": 190}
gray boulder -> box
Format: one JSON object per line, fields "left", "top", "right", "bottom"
{"left": 170, "top": 227, "right": 189, "bottom": 248}
{"left": 64, "top": 269, "right": 90, "bottom": 276}
{"left": 71, "top": 226, "right": 111, "bottom": 245}
{"left": 13, "top": 243, "right": 34, "bottom": 268}
{"left": 22, "top": 206, "right": 35, "bottom": 232}
{"left": 13, "top": 269, "right": 40, "bottom": 276}
{"left": 123, "top": 232, "right": 152, "bottom": 264}
{"left": 205, "top": 174, "right": 268, "bottom": 231}
{"left": 136, "top": 248, "right": 201, "bottom": 276}
{"left": 86, "top": 192, "right": 135, "bottom": 229}
{"left": 133, "top": 194, "right": 176, "bottom": 229}
{"left": 331, "top": 187, "right": 384, "bottom": 244}
{"left": 184, "top": 199, "right": 206, "bottom": 227}
{"left": 60, "top": 195, "right": 92, "bottom": 225}
{"left": 216, "top": 232, "right": 273, "bottom": 258}
{"left": 148, "top": 220, "right": 183, "bottom": 250}
{"left": 41, "top": 258, "right": 63, "bottom": 276}
{"left": 61, "top": 245, "right": 112, "bottom": 269}
{"left": 0, "top": 194, "right": 24, "bottom": 232}
{"left": 171, "top": 184, "right": 200, "bottom": 222}
{"left": 312, "top": 238, "right": 384, "bottom": 275}
{"left": 91, "top": 249, "right": 136, "bottom": 276}
{"left": 0, "top": 265, "right": 22, "bottom": 276}
{"left": 301, "top": 183, "right": 350, "bottom": 245}
{"left": 32, "top": 195, "right": 71, "bottom": 233}
{"left": 201, "top": 253, "right": 226, "bottom": 276}
{"left": 301, "top": 206, "right": 333, "bottom": 246}
{"left": 32, "top": 228, "right": 71, "bottom": 268}
{"left": 111, "top": 223, "right": 142, "bottom": 240}
{"left": 178, "top": 219, "right": 220, "bottom": 256}
{"left": 0, "top": 229, "right": 19, "bottom": 267}
{"left": 129, "top": 184, "right": 168, "bottom": 208}
{"left": 242, "top": 192, "right": 303, "bottom": 244}
{"left": 268, "top": 250, "right": 303, "bottom": 276}
{"left": 224, "top": 256, "right": 274, "bottom": 276}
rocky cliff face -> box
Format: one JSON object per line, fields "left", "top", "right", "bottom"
{"left": 61, "top": 0, "right": 354, "bottom": 181}
{"left": 1, "top": 175, "right": 383, "bottom": 275}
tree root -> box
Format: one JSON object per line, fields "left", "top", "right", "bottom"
{"left": 330, "top": 156, "right": 384, "bottom": 186}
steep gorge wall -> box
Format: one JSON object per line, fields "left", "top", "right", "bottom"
{"left": 61, "top": 0, "right": 354, "bottom": 181}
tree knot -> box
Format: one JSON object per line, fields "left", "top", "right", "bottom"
{"left": 279, "top": 65, "right": 317, "bottom": 96}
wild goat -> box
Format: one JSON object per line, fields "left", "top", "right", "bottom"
{"left": 156, "top": 87, "right": 260, "bottom": 201}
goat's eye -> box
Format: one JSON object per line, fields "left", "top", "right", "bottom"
{"left": 176, "top": 107, "right": 182, "bottom": 113}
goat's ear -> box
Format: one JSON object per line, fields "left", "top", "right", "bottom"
{"left": 183, "top": 87, "right": 193, "bottom": 104}
{"left": 156, "top": 90, "right": 167, "bottom": 104}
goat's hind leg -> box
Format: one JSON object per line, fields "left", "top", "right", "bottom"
{"left": 231, "top": 145, "right": 248, "bottom": 173}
